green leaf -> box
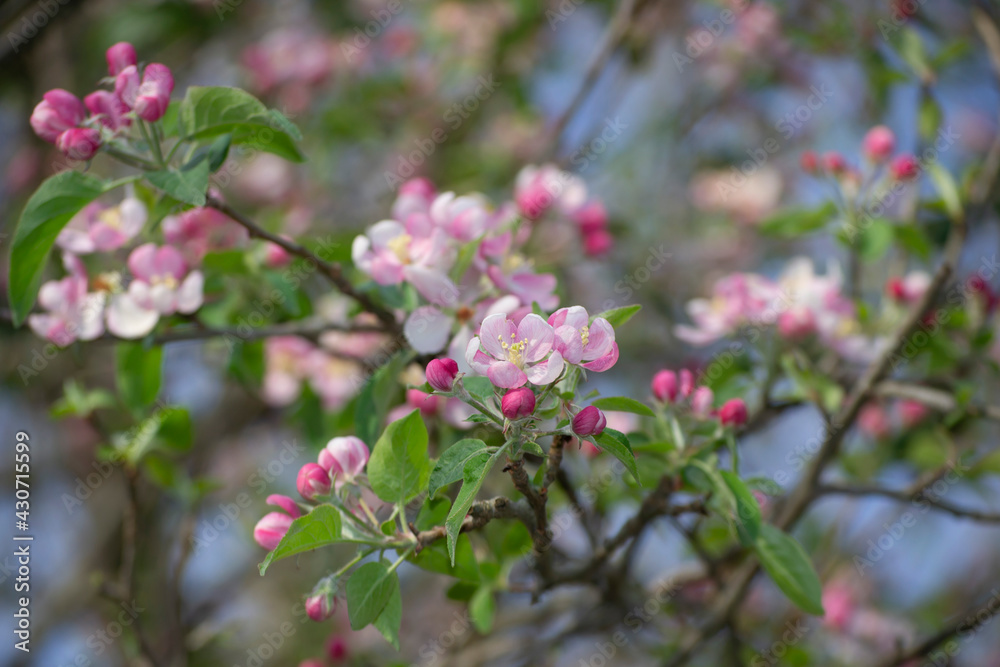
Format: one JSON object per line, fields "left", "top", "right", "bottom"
{"left": 462, "top": 376, "right": 497, "bottom": 405}
{"left": 50, "top": 380, "right": 115, "bottom": 418}
{"left": 926, "top": 163, "right": 962, "bottom": 221}
{"left": 145, "top": 159, "right": 210, "bottom": 206}
{"left": 753, "top": 524, "right": 824, "bottom": 616}
{"left": 893, "top": 224, "right": 932, "bottom": 260}
{"left": 258, "top": 505, "right": 343, "bottom": 575}
{"left": 720, "top": 471, "right": 761, "bottom": 545}
{"left": 857, "top": 218, "right": 894, "bottom": 261}
{"left": 593, "top": 428, "right": 640, "bottom": 484}
{"left": 346, "top": 561, "right": 398, "bottom": 630}
{"left": 207, "top": 133, "right": 232, "bottom": 172}
{"left": 372, "top": 576, "right": 403, "bottom": 649}
{"left": 368, "top": 410, "right": 431, "bottom": 505}
{"left": 411, "top": 534, "right": 480, "bottom": 582}
{"left": 758, "top": 202, "right": 836, "bottom": 238}
{"left": 469, "top": 586, "right": 496, "bottom": 633}
{"left": 7, "top": 171, "right": 109, "bottom": 326}
{"left": 590, "top": 396, "right": 655, "bottom": 417}
{"left": 116, "top": 342, "right": 163, "bottom": 413}
{"left": 178, "top": 86, "right": 305, "bottom": 162}
{"left": 356, "top": 351, "right": 413, "bottom": 446}
{"left": 157, "top": 407, "right": 193, "bottom": 451}
{"left": 594, "top": 304, "right": 641, "bottom": 328}
{"left": 428, "top": 439, "right": 491, "bottom": 496}
{"left": 445, "top": 444, "right": 508, "bottom": 564}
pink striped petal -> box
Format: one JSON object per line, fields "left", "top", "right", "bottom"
{"left": 487, "top": 361, "right": 527, "bottom": 389}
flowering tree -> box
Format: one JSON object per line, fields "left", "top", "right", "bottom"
{"left": 4, "top": 1, "right": 1000, "bottom": 666}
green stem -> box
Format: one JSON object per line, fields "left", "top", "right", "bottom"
{"left": 104, "top": 147, "right": 158, "bottom": 171}
{"left": 386, "top": 547, "right": 414, "bottom": 574}
{"left": 138, "top": 120, "right": 166, "bottom": 168}
{"left": 466, "top": 396, "right": 503, "bottom": 426}
{"left": 332, "top": 549, "right": 369, "bottom": 578}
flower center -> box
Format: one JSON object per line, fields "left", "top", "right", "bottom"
{"left": 150, "top": 274, "right": 179, "bottom": 290}
{"left": 456, "top": 305, "right": 475, "bottom": 323}
{"left": 580, "top": 325, "right": 590, "bottom": 348}
{"left": 499, "top": 332, "right": 528, "bottom": 367}
{"left": 98, "top": 208, "right": 121, "bottom": 229}
{"left": 387, "top": 234, "right": 412, "bottom": 264}
{"left": 92, "top": 271, "right": 122, "bottom": 293}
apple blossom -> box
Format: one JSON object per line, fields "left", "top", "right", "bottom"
{"left": 514, "top": 164, "right": 587, "bottom": 220}
{"left": 718, "top": 398, "right": 748, "bottom": 426}
{"left": 426, "top": 358, "right": 460, "bottom": 392}
{"left": 651, "top": 370, "right": 679, "bottom": 403}
{"left": 886, "top": 272, "right": 931, "bottom": 304}
{"left": 326, "top": 636, "right": 349, "bottom": 661}
{"left": 889, "top": 154, "right": 920, "bottom": 180}
{"left": 85, "top": 90, "right": 131, "bottom": 132}
{"left": 162, "top": 206, "right": 247, "bottom": 264}
{"left": 501, "top": 387, "right": 536, "bottom": 420}
{"left": 265, "top": 494, "right": 302, "bottom": 518}
{"left": 29, "top": 89, "right": 86, "bottom": 143}
{"left": 253, "top": 512, "right": 294, "bottom": 550}
{"left": 821, "top": 151, "right": 846, "bottom": 174}
{"left": 547, "top": 306, "right": 618, "bottom": 371}
{"left": 691, "top": 386, "right": 715, "bottom": 419}
{"left": 680, "top": 369, "right": 695, "bottom": 398}
{"left": 105, "top": 42, "right": 137, "bottom": 76}
{"left": 305, "top": 593, "right": 336, "bottom": 622}
{"left": 352, "top": 220, "right": 458, "bottom": 304}
{"left": 318, "top": 436, "right": 369, "bottom": 488}
{"left": 56, "top": 197, "right": 147, "bottom": 254}
{"left": 56, "top": 128, "right": 102, "bottom": 161}
{"left": 116, "top": 63, "right": 175, "bottom": 122}
{"left": 573, "top": 406, "right": 607, "bottom": 437}
{"left": 862, "top": 125, "right": 895, "bottom": 162}
{"left": 297, "top": 463, "right": 332, "bottom": 500}
{"left": 28, "top": 253, "right": 106, "bottom": 346}
{"left": 466, "top": 313, "right": 563, "bottom": 388}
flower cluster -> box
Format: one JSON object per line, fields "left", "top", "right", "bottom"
{"left": 651, "top": 368, "right": 747, "bottom": 425}
{"left": 676, "top": 257, "right": 882, "bottom": 363}
{"left": 351, "top": 170, "right": 612, "bottom": 359}
{"left": 29, "top": 42, "right": 173, "bottom": 161}
{"left": 801, "top": 125, "right": 919, "bottom": 185}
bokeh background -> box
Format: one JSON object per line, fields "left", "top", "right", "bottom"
{"left": 1, "top": 0, "right": 1000, "bottom": 665}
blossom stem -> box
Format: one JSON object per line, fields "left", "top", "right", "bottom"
{"left": 332, "top": 549, "right": 369, "bottom": 579}
{"left": 138, "top": 119, "right": 166, "bottom": 168}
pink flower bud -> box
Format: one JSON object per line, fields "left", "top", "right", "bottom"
{"left": 583, "top": 229, "right": 614, "bottom": 257}
{"left": 573, "top": 406, "right": 607, "bottom": 436}
{"left": 318, "top": 436, "right": 369, "bottom": 485}
{"left": 399, "top": 177, "right": 435, "bottom": 199}
{"left": 800, "top": 150, "right": 819, "bottom": 174}
{"left": 106, "top": 42, "right": 137, "bottom": 76}
{"left": 858, "top": 403, "right": 890, "bottom": 439}
{"left": 690, "top": 386, "right": 714, "bottom": 419}
{"left": 573, "top": 201, "right": 608, "bottom": 234}
{"left": 679, "top": 369, "right": 695, "bottom": 398}
{"left": 115, "top": 65, "right": 141, "bottom": 108}
{"left": 821, "top": 151, "right": 846, "bottom": 174}
{"left": 890, "top": 154, "right": 920, "bottom": 181}
{"left": 305, "top": 593, "right": 335, "bottom": 622}
{"left": 822, "top": 585, "right": 854, "bottom": 631}
{"left": 426, "top": 358, "right": 459, "bottom": 392}
{"left": 56, "top": 128, "right": 102, "bottom": 161}
{"left": 30, "top": 89, "right": 86, "bottom": 143}
{"left": 253, "top": 512, "right": 293, "bottom": 550}
{"left": 407, "top": 388, "right": 439, "bottom": 416}
{"left": 326, "top": 636, "right": 349, "bottom": 662}
{"left": 265, "top": 241, "right": 291, "bottom": 267}
{"left": 777, "top": 307, "right": 816, "bottom": 339}
{"left": 501, "top": 387, "right": 536, "bottom": 420}
{"left": 265, "top": 494, "right": 302, "bottom": 518}
{"left": 651, "top": 370, "right": 679, "bottom": 403}
{"left": 718, "top": 398, "right": 748, "bottom": 426}
{"left": 297, "top": 463, "right": 332, "bottom": 500}
{"left": 134, "top": 63, "right": 175, "bottom": 122}
{"left": 898, "top": 399, "right": 928, "bottom": 428}
{"left": 862, "top": 125, "right": 895, "bottom": 162}
{"left": 85, "top": 90, "right": 130, "bottom": 131}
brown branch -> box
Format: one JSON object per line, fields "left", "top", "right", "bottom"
{"left": 410, "top": 497, "right": 530, "bottom": 551}
{"left": 817, "top": 482, "right": 1000, "bottom": 523}
{"left": 505, "top": 456, "right": 553, "bottom": 578}
{"left": 205, "top": 195, "right": 400, "bottom": 335}
{"left": 543, "top": 434, "right": 570, "bottom": 491}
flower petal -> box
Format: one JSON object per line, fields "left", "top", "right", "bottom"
{"left": 479, "top": 313, "right": 516, "bottom": 360}
{"left": 487, "top": 361, "right": 527, "bottom": 388}
{"left": 176, "top": 271, "right": 204, "bottom": 314}
{"left": 582, "top": 317, "right": 615, "bottom": 360}
{"left": 403, "top": 265, "right": 459, "bottom": 307}
{"left": 581, "top": 343, "right": 618, "bottom": 372}
{"left": 405, "top": 306, "right": 453, "bottom": 354}
{"left": 517, "top": 313, "right": 554, "bottom": 362}
{"left": 554, "top": 324, "right": 583, "bottom": 364}
{"left": 526, "top": 351, "right": 564, "bottom": 385}
{"left": 106, "top": 293, "right": 159, "bottom": 339}
{"left": 465, "top": 337, "right": 492, "bottom": 375}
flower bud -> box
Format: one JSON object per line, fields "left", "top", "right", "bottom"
{"left": 327, "top": 636, "right": 349, "bottom": 661}
{"left": 305, "top": 593, "right": 335, "bottom": 622}
{"left": 898, "top": 399, "right": 928, "bottom": 428}
{"left": 56, "top": 128, "right": 102, "bottom": 161}
{"left": 426, "top": 358, "right": 459, "bottom": 392}
{"left": 889, "top": 154, "right": 920, "bottom": 181}
{"left": 265, "top": 494, "right": 302, "bottom": 518}
{"left": 253, "top": 512, "right": 293, "bottom": 550}
{"left": 858, "top": 403, "right": 890, "bottom": 439}
{"left": 106, "top": 42, "right": 137, "bottom": 77}
{"left": 821, "top": 151, "right": 846, "bottom": 174}
{"left": 690, "top": 386, "right": 714, "bottom": 419}
{"left": 718, "top": 398, "right": 748, "bottom": 426}
{"left": 573, "top": 406, "right": 607, "bottom": 436}
{"left": 115, "top": 65, "right": 141, "bottom": 108}
{"left": 777, "top": 307, "right": 816, "bottom": 339}
{"left": 30, "top": 89, "right": 86, "bottom": 143}
{"left": 651, "top": 370, "right": 678, "bottom": 403}
{"left": 265, "top": 241, "right": 292, "bottom": 267}
{"left": 583, "top": 229, "right": 614, "bottom": 257}
{"left": 679, "top": 369, "right": 695, "bottom": 398}
{"left": 862, "top": 125, "right": 895, "bottom": 162}
{"left": 318, "top": 436, "right": 370, "bottom": 485}
{"left": 134, "top": 63, "right": 175, "bottom": 122}
{"left": 85, "top": 90, "right": 130, "bottom": 131}
{"left": 573, "top": 201, "right": 608, "bottom": 234}
{"left": 800, "top": 150, "right": 819, "bottom": 174}
{"left": 297, "top": 463, "right": 332, "bottom": 500}
{"left": 501, "top": 387, "right": 536, "bottom": 420}
{"left": 407, "top": 388, "right": 440, "bottom": 416}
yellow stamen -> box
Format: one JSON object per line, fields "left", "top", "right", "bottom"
{"left": 386, "top": 234, "right": 412, "bottom": 264}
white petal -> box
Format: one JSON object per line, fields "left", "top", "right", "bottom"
{"left": 404, "top": 306, "right": 452, "bottom": 354}
{"left": 106, "top": 294, "right": 159, "bottom": 339}
{"left": 176, "top": 271, "right": 204, "bottom": 314}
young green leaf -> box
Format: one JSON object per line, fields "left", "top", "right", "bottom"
{"left": 372, "top": 577, "right": 403, "bottom": 649}
{"left": 469, "top": 586, "right": 496, "bottom": 633}
{"left": 116, "top": 342, "right": 163, "bottom": 413}
{"left": 758, "top": 202, "right": 836, "bottom": 238}
{"left": 346, "top": 561, "right": 398, "bottom": 630}
{"left": 593, "top": 428, "right": 640, "bottom": 484}
{"left": 754, "top": 524, "right": 824, "bottom": 616}
{"left": 258, "top": 505, "right": 343, "bottom": 575}
{"left": 428, "top": 439, "right": 491, "bottom": 496}
{"left": 594, "top": 304, "right": 641, "bottom": 328}
{"left": 355, "top": 351, "right": 413, "bottom": 445}
{"left": 720, "top": 471, "right": 761, "bottom": 545}
{"left": 7, "top": 170, "right": 109, "bottom": 326}
{"left": 368, "top": 409, "right": 431, "bottom": 505}
{"left": 445, "top": 444, "right": 508, "bottom": 564}
{"left": 145, "top": 159, "right": 210, "bottom": 206}
{"left": 591, "top": 396, "right": 655, "bottom": 417}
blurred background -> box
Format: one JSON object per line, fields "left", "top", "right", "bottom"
{"left": 1, "top": 0, "right": 1000, "bottom": 665}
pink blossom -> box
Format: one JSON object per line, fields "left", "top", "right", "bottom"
{"left": 392, "top": 177, "right": 437, "bottom": 224}
{"left": 898, "top": 400, "right": 928, "bottom": 428}
{"left": 886, "top": 272, "right": 931, "bottom": 304}
{"left": 254, "top": 512, "right": 294, "bottom": 550}
{"left": 777, "top": 306, "right": 816, "bottom": 339}
{"left": 162, "top": 207, "right": 247, "bottom": 263}
{"left": 426, "top": 358, "right": 460, "bottom": 392}
{"left": 652, "top": 370, "right": 678, "bottom": 403}
{"left": 318, "top": 436, "right": 369, "bottom": 488}
{"left": 305, "top": 593, "right": 335, "bottom": 622}
{"left": 351, "top": 220, "right": 457, "bottom": 304}
{"left": 265, "top": 494, "right": 302, "bottom": 518}
{"left": 485, "top": 262, "right": 559, "bottom": 312}
{"left": 862, "top": 125, "right": 895, "bottom": 162}
{"left": 297, "top": 463, "right": 332, "bottom": 500}
{"left": 858, "top": 403, "right": 890, "bottom": 439}
{"left": 680, "top": 369, "right": 695, "bottom": 397}
{"left": 718, "top": 398, "right": 748, "bottom": 426}
{"left": 56, "top": 197, "right": 147, "bottom": 254}
{"left": 573, "top": 406, "right": 607, "bottom": 436}
{"left": 466, "top": 313, "right": 563, "bottom": 388}
{"left": 85, "top": 90, "right": 131, "bottom": 132}
{"left": 890, "top": 154, "right": 920, "bottom": 180}
{"left": 676, "top": 273, "right": 781, "bottom": 345}
{"left": 691, "top": 386, "right": 714, "bottom": 419}
{"left": 262, "top": 336, "right": 314, "bottom": 406}
{"left": 242, "top": 28, "right": 334, "bottom": 94}
{"left": 105, "top": 42, "right": 137, "bottom": 76}
{"left": 56, "top": 128, "right": 102, "bottom": 161}
{"left": 116, "top": 63, "right": 174, "bottom": 122}
{"left": 28, "top": 253, "right": 106, "bottom": 346}
{"left": 407, "top": 389, "right": 440, "bottom": 417}
{"left": 429, "top": 191, "right": 491, "bottom": 241}
{"left": 822, "top": 585, "right": 854, "bottom": 631}
{"left": 514, "top": 164, "right": 587, "bottom": 220}
{"left": 547, "top": 306, "right": 618, "bottom": 372}
{"left": 583, "top": 228, "right": 614, "bottom": 256}
{"left": 326, "top": 635, "right": 349, "bottom": 661}
{"left": 105, "top": 244, "right": 204, "bottom": 339}
{"left": 30, "top": 89, "right": 86, "bottom": 144}
{"left": 501, "top": 387, "right": 536, "bottom": 420}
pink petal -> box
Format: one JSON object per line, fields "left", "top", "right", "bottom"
{"left": 176, "top": 271, "right": 204, "bottom": 314}
{"left": 403, "top": 265, "right": 459, "bottom": 307}
{"left": 526, "top": 351, "right": 564, "bottom": 385}
{"left": 127, "top": 244, "right": 158, "bottom": 282}
{"left": 465, "top": 337, "right": 492, "bottom": 375}
{"left": 106, "top": 294, "right": 159, "bottom": 339}
{"left": 582, "top": 317, "right": 615, "bottom": 360}
{"left": 405, "top": 306, "right": 453, "bottom": 354}
{"left": 479, "top": 313, "right": 516, "bottom": 360}
{"left": 554, "top": 324, "right": 583, "bottom": 364}
{"left": 517, "top": 313, "right": 555, "bottom": 362}
{"left": 581, "top": 343, "right": 618, "bottom": 372}
{"left": 487, "top": 361, "right": 527, "bottom": 388}
{"left": 152, "top": 245, "right": 187, "bottom": 280}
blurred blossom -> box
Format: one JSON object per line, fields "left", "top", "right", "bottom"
{"left": 162, "top": 206, "right": 248, "bottom": 264}
{"left": 858, "top": 403, "right": 891, "bottom": 439}
{"left": 56, "top": 196, "right": 147, "bottom": 254}
{"left": 689, "top": 166, "right": 782, "bottom": 225}
{"left": 243, "top": 27, "right": 335, "bottom": 113}
{"left": 233, "top": 153, "right": 296, "bottom": 204}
